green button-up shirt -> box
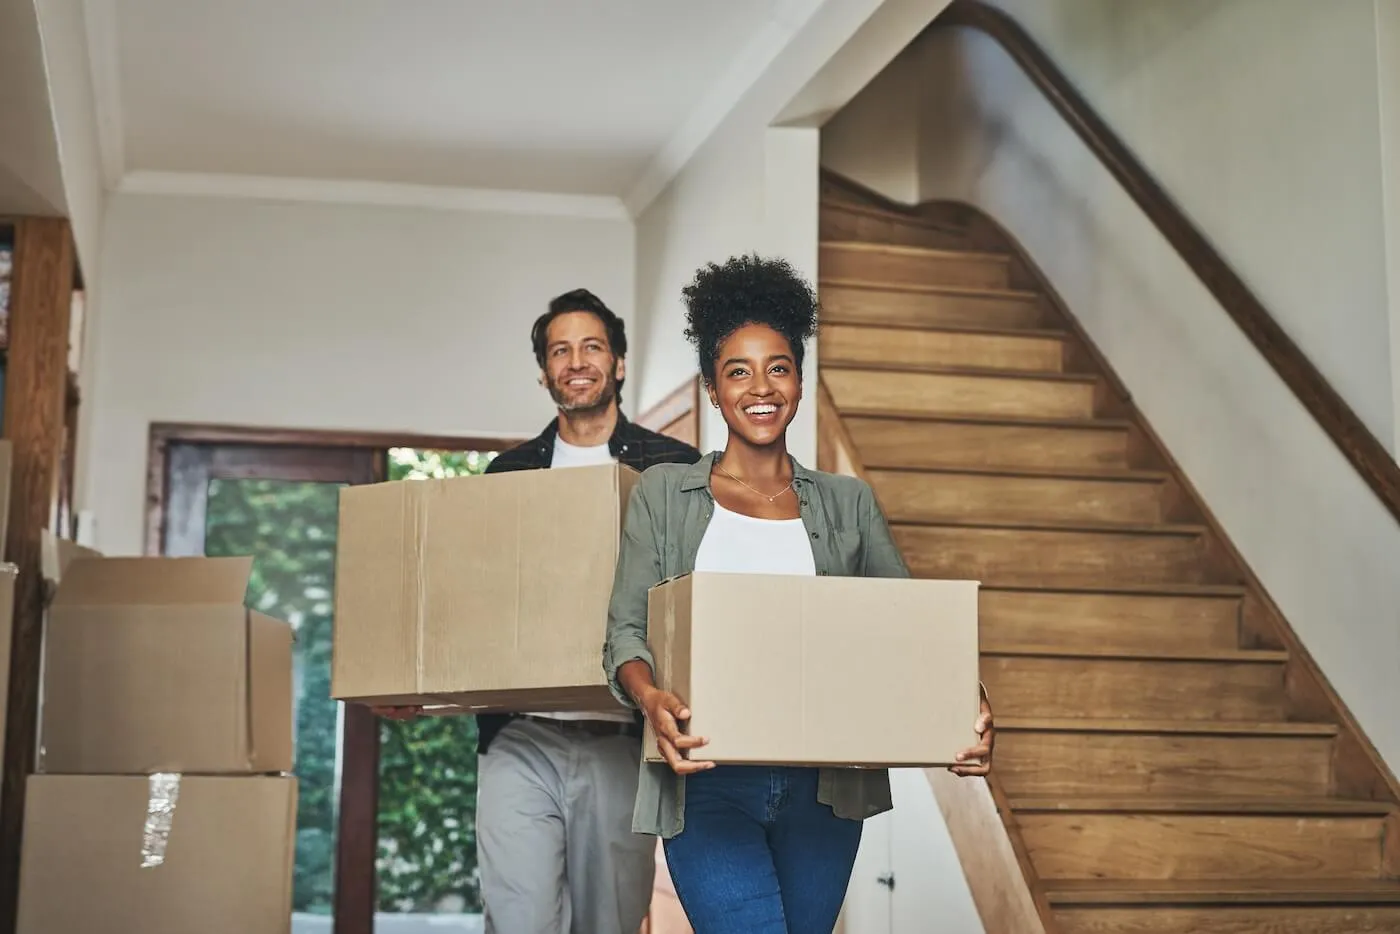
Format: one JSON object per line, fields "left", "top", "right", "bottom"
{"left": 603, "top": 452, "right": 911, "bottom": 839}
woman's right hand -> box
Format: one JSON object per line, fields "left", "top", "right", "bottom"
{"left": 638, "top": 686, "right": 714, "bottom": 775}
{"left": 371, "top": 705, "right": 424, "bottom": 721}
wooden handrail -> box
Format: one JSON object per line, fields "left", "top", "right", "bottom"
{"left": 931, "top": 0, "right": 1400, "bottom": 524}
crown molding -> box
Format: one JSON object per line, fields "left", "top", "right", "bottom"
{"left": 116, "top": 170, "right": 631, "bottom": 220}
{"left": 622, "top": 0, "right": 827, "bottom": 218}
{"left": 81, "top": 0, "right": 125, "bottom": 186}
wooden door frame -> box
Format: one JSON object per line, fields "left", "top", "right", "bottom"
{"left": 144, "top": 422, "right": 521, "bottom": 934}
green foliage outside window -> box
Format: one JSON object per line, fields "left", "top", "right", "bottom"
{"left": 204, "top": 477, "right": 342, "bottom": 914}
{"left": 202, "top": 447, "right": 498, "bottom": 917}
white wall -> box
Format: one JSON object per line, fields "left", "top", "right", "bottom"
{"left": 82, "top": 192, "right": 634, "bottom": 555}
{"left": 1380, "top": 0, "right": 1400, "bottom": 451}
{"left": 822, "top": 0, "right": 1400, "bottom": 773}
{"left": 630, "top": 0, "right": 955, "bottom": 462}
{"left": 33, "top": 0, "right": 105, "bottom": 280}
{"left": 0, "top": 0, "right": 65, "bottom": 216}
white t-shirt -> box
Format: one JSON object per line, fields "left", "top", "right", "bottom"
{"left": 538, "top": 434, "right": 634, "bottom": 723}
{"left": 694, "top": 502, "right": 818, "bottom": 577}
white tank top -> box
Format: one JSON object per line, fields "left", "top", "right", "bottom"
{"left": 694, "top": 502, "right": 817, "bottom": 577}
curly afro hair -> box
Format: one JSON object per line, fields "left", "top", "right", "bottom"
{"left": 682, "top": 254, "right": 819, "bottom": 384}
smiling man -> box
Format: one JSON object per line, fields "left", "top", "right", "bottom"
{"left": 382, "top": 289, "right": 701, "bottom": 933}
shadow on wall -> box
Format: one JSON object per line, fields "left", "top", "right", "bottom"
{"left": 1042, "top": 0, "right": 1225, "bottom": 84}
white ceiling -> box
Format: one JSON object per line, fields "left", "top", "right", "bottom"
{"left": 102, "top": 0, "right": 797, "bottom": 203}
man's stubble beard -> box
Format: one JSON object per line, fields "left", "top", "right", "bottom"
{"left": 549, "top": 371, "right": 618, "bottom": 415}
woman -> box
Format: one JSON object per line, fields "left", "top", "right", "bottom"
{"left": 603, "top": 255, "right": 994, "bottom": 933}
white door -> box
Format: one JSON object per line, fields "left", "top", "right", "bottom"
{"left": 887, "top": 769, "right": 986, "bottom": 933}
{"left": 838, "top": 803, "right": 893, "bottom": 934}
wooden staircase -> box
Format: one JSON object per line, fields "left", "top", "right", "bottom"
{"left": 817, "top": 177, "right": 1400, "bottom": 934}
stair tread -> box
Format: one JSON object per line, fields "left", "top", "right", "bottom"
{"left": 1011, "top": 795, "right": 1397, "bottom": 815}
{"left": 820, "top": 240, "right": 1011, "bottom": 263}
{"left": 997, "top": 717, "right": 1339, "bottom": 736}
{"left": 840, "top": 406, "right": 1130, "bottom": 431}
{"left": 823, "top": 358, "right": 1098, "bottom": 383}
{"left": 821, "top": 315, "right": 1069, "bottom": 340}
{"left": 984, "top": 644, "right": 1288, "bottom": 664}
{"left": 1045, "top": 878, "right": 1400, "bottom": 906}
{"left": 820, "top": 276, "right": 1039, "bottom": 300}
{"left": 820, "top": 199, "right": 958, "bottom": 233}
{"left": 894, "top": 516, "right": 1207, "bottom": 536}
{"left": 869, "top": 463, "right": 1169, "bottom": 483}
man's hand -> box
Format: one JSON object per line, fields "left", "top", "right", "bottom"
{"left": 638, "top": 686, "right": 714, "bottom": 775}
{"left": 949, "top": 695, "right": 994, "bottom": 777}
{"left": 371, "top": 705, "right": 424, "bottom": 721}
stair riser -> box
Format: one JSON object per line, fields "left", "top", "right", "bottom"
{"left": 848, "top": 418, "right": 1130, "bottom": 471}
{"left": 821, "top": 245, "right": 1010, "bottom": 289}
{"left": 820, "top": 323, "right": 1065, "bottom": 372}
{"left": 825, "top": 369, "right": 1096, "bottom": 420}
{"left": 980, "top": 591, "right": 1241, "bottom": 654}
{"left": 872, "top": 471, "right": 1163, "bottom": 526}
{"left": 998, "top": 732, "right": 1334, "bottom": 797}
{"left": 1023, "top": 813, "right": 1387, "bottom": 881}
{"left": 821, "top": 285, "right": 1045, "bottom": 330}
{"left": 821, "top": 206, "right": 967, "bottom": 251}
{"left": 896, "top": 526, "right": 1213, "bottom": 587}
{"left": 982, "top": 656, "right": 1288, "bottom": 720}
{"left": 1056, "top": 906, "right": 1400, "bottom": 934}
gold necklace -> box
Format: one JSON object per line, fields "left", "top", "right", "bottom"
{"left": 715, "top": 463, "right": 794, "bottom": 503}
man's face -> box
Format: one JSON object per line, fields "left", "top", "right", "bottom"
{"left": 541, "top": 311, "right": 625, "bottom": 413}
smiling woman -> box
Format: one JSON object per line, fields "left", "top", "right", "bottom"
{"left": 605, "top": 255, "right": 995, "bottom": 934}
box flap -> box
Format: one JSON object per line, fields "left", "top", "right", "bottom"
{"left": 51, "top": 555, "right": 254, "bottom": 608}
{"left": 39, "top": 529, "right": 102, "bottom": 588}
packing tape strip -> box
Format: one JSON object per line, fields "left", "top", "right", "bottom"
{"left": 140, "top": 773, "right": 182, "bottom": 868}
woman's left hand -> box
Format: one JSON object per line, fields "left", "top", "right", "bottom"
{"left": 949, "top": 696, "right": 994, "bottom": 777}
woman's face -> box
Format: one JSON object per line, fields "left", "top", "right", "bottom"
{"left": 708, "top": 323, "right": 801, "bottom": 448}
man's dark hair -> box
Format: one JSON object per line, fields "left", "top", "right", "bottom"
{"left": 532, "top": 288, "right": 628, "bottom": 399}
{"left": 682, "top": 254, "right": 818, "bottom": 384}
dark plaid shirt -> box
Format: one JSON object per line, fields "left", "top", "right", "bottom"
{"left": 477, "top": 412, "right": 702, "bottom": 755}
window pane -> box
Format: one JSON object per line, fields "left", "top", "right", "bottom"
{"left": 203, "top": 477, "right": 343, "bottom": 925}
{"left": 376, "top": 450, "right": 496, "bottom": 927}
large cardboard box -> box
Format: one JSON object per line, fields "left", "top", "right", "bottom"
{"left": 0, "top": 564, "right": 14, "bottom": 817}
{"left": 1, "top": 442, "right": 15, "bottom": 817}
{"left": 334, "top": 463, "right": 639, "bottom": 711}
{"left": 644, "top": 573, "right": 980, "bottom": 767}
{"left": 40, "top": 555, "right": 293, "bottom": 774}
{"left": 18, "top": 774, "right": 296, "bottom": 934}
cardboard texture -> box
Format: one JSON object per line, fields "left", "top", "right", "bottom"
{"left": 644, "top": 573, "right": 980, "bottom": 767}
{"left": 17, "top": 774, "right": 297, "bottom": 934}
{"left": 40, "top": 554, "right": 294, "bottom": 775}
{"left": 333, "top": 463, "right": 639, "bottom": 711}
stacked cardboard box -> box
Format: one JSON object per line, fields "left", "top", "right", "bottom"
{"left": 332, "top": 463, "right": 981, "bottom": 767}
{"left": 0, "top": 442, "right": 15, "bottom": 819}
{"left": 17, "top": 544, "right": 298, "bottom": 934}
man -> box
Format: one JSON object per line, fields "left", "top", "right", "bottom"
{"left": 380, "top": 288, "right": 701, "bottom": 934}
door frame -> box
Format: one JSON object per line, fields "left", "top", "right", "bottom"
{"left": 144, "top": 422, "right": 520, "bottom": 934}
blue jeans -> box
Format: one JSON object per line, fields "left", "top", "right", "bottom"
{"left": 662, "top": 766, "right": 863, "bottom": 933}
